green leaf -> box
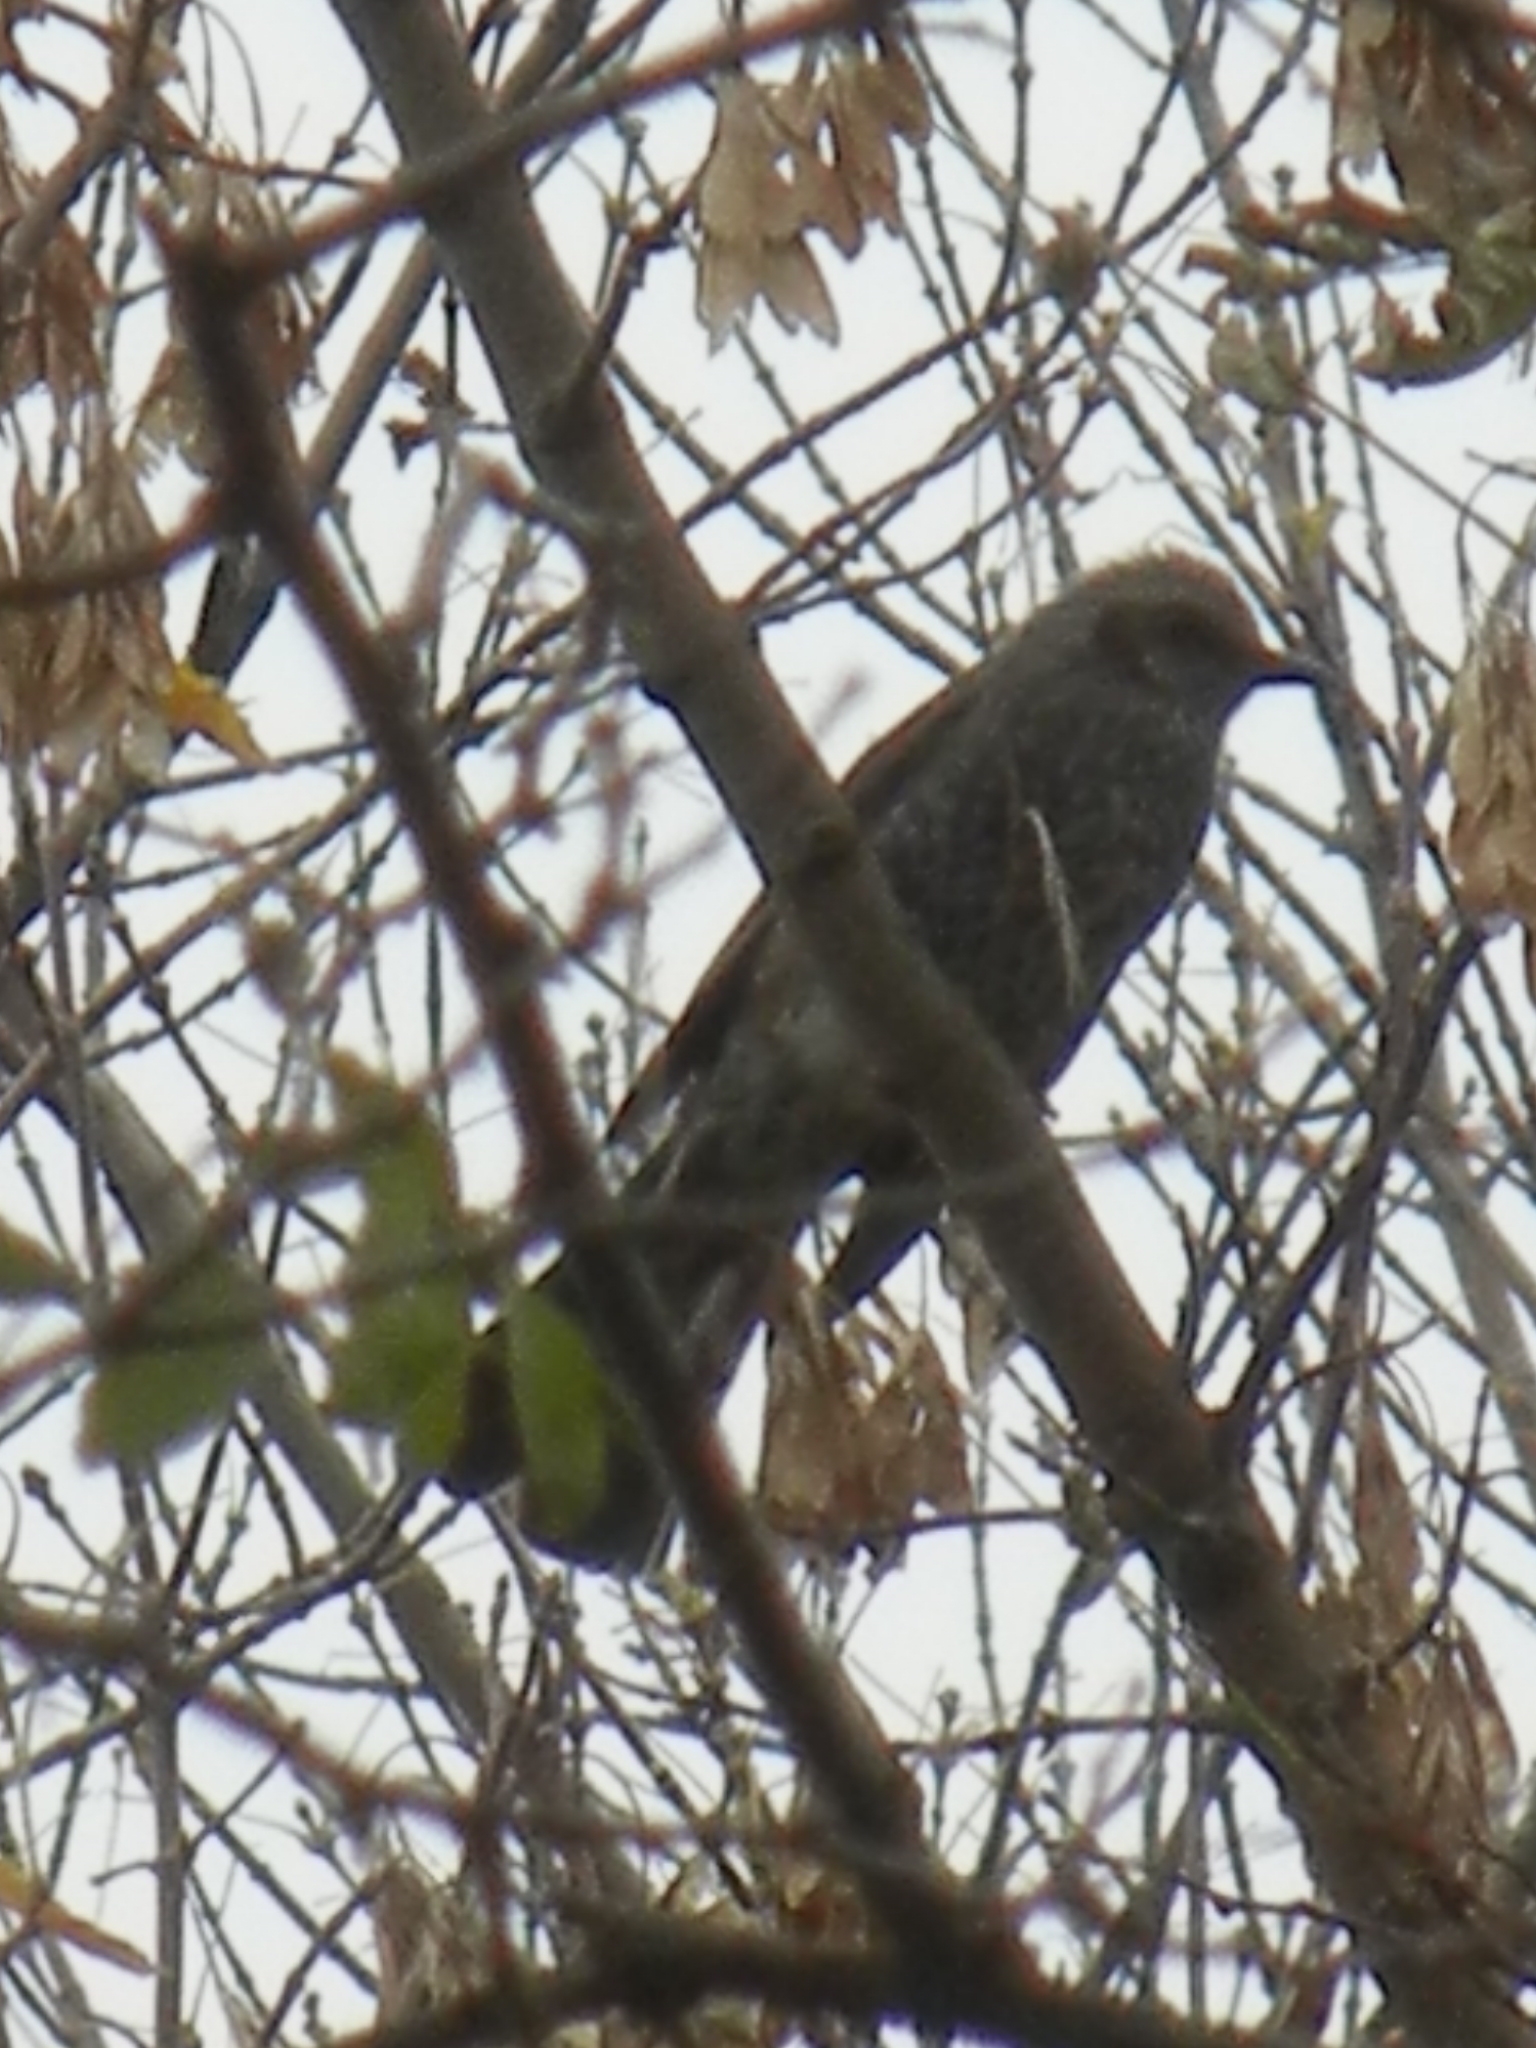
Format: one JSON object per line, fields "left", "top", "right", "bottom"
{"left": 80, "top": 1254, "right": 270, "bottom": 1464}
{"left": 325, "top": 1056, "right": 475, "bottom": 1471}
{"left": 0, "top": 1221, "right": 76, "bottom": 1304}
{"left": 503, "top": 1281, "right": 614, "bottom": 1541}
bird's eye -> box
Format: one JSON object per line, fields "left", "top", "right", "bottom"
{"left": 1157, "top": 608, "right": 1217, "bottom": 654}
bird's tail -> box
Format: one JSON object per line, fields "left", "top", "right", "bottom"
{"left": 442, "top": 1100, "right": 830, "bottom": 1568}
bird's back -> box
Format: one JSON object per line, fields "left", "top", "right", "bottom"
{"left": 870, "top": 649, "right": 1229, "bottom": 1089}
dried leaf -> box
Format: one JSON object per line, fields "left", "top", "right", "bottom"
{"left": 758, "top": 1276, "right": 871, "bottom": 1548}
{"left": 868, "top": 31, "right": 932, "bottom": 143}
{"left": 758, "top": 1286, "right": 970, "bottom": 1553}
{"left": 697, "top": 74, "right": 805, "bottom": 244}
{"left": 690, "top": 38, "right": 929, "bottom": 346}
{"left": 1352, "top": 1376, "right": 1421, "bottom": 1630}
{"left": 0, "top": 414, "right": 174, "bottom": 773}
{"left": 1447, "top": 607, "right": 1536, "bottom": 989}
{"left": 371, "top": 1857, "right": 492, "bottom": 2020}
{"left": 0, "top": 115, "right": 102, "bottom": 409}
{"left": 1446, "top": 1615, "right": 1519, "bottom": 1815}
{"left": 861, "top": 1324, "right": 973, "bottom": 1526}
{"left": 696, "top": 235, "right": 754, "bottom": 349}
{"left": 246, "top": 915, "right": 313, "bottom": 1016}
{"left": 134, "top": 162, "right": 318, "bottom": 474}
{"left": 1357, "top": 212, "right": 1536, "bottom": 387}
{"left": 1331, "top": 0, "right": 1400, "bottom": 171}
{"left": 695, "top": 73, "right": 835, "bottom": 348}
{"left": 1406, "top": 1625, "right": 1512, "bottom": 1893}
{"left": 767, "top": 51, "right": 823, "bottom": 144}
{"left": 757, "top": 236, "right": 839, "bottom": 343}
{"left": 1036, "top": 204, "right": 1106, "bottom": 314}
{"left": 1333, "top": 0, "right": 1536, "bottom": 222}
{"left": 1316, "top": 0, "right": 1536, "bottom": 383}
{"left": 133, "top": 337, "right": 219, "bottom": 477}
{"left": 783, "top": 136, "right": 864, "bottom": 259}
{"left": 825, "top": 50, "right": 903, "bottom": 236}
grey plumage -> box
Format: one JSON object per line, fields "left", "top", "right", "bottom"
{"left": 448, "top": 552, "right": 1310, "bottom": 1565}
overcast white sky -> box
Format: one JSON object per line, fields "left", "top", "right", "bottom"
{"left": 6, "top": 2, "right": 1536, "bottom": 2040}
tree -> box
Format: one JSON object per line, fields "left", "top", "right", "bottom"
{"left": 1, "top": 2, "right": 1535, "bottom": 2045}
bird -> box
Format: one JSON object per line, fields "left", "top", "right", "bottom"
{"left": 443, "top": 551, "right": 1313, "bottom": 1567}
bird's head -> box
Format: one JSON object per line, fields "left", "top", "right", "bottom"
{"left": 1068, "top": 551, "right": 1321, "bottom": 718}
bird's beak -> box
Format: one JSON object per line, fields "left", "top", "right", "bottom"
{"left": 1257, "top": 640, "right": 1330, "bottom": 691}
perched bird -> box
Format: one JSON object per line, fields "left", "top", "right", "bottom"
{"left": 447, "top": 552, "right": 1312, "bottom": 1565}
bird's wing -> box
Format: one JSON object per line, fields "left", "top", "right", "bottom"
{"left": 610, "top": 666, "right": 986, "bottom": 1146}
